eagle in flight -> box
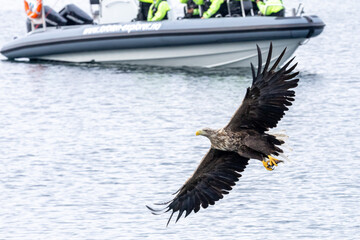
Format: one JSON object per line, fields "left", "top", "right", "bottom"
{"left": 147, "top": 43, "right": 299, "bottom": 226}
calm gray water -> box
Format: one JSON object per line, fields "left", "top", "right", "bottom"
{"left": 1, "top": 0, "right": 360, "bottom": 239}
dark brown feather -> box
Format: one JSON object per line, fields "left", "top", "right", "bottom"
{"left": 225, "top": 43, "right": 299, "bottom": 133}
{"left": 147, "top": 149, "right": 249, "bottom": 226}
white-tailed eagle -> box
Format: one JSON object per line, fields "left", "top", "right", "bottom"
{"left": 147, "top": 43, "right": 299, "bottom": 226}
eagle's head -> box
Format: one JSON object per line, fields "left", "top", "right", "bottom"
{"left": 195, "top": 128, "right": 217, "bottom": 138}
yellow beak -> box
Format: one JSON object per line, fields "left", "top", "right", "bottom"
{"left": 196, "top": 130, "right": 201, "bottom": 136}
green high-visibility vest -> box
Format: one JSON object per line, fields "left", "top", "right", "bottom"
{"left": 148, "top": 0, "right": 170, "bottom": 21}
{"left": 180, "top": 0, "right": 204, "bottom": 4}
{"left": 140, "top": 0, "right": 154, "bottom": 3}
{"left": 180, "top": 0, "right": 204, "bottom": 16}
{"left": 256, "top": 0, "right": 284, "bottom": 16}
{"left": 202, "top": 0, "right": 224, "bottom": 19}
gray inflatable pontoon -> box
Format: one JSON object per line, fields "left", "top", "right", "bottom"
{"left": 1, "top": 7, "right": 325, "bottom": 68}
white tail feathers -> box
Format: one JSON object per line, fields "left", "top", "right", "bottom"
{"left": 269, "top": 130, "right": 292, "bottom": 162}
{"left": 269, "top": 130, "right": 289, "bottom": 142}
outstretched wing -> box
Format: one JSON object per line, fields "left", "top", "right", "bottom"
{"left": 147, "top": 149, "right": 249, "bottom": 226}
{"left": 225, "top": 43, "right": 299, "bottom": 133}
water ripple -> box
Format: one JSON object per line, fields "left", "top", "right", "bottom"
{"left": 1, "top": 1, "right": 360, "bottom": 239}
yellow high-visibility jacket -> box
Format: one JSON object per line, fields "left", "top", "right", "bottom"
{"left": 180, "top": 0, "right": 204, "bottom": 16}
{"left": 256, "top": 0, "right": 284, "bottom": 16}
{"left": 140, "top": 0, "right": 154, "bottom": 3}
{"left": 147, "top": 0, "right": 170, "bottom": 21}
{"left": 202, "top": 0, "right": 224, "bottom": 19}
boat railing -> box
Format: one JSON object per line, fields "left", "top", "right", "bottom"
{"left": 24, "top": 0, "right": 304, "bottom": 33}
{"left": 224, "top": 0, "right": 288, "bottom": 19}
{"left": 240, "top": 0, "right": 255, "bottom": 17}
{"left": 224, "top": 0, "right": 254, "bottom": 18}
{"left": 224, "top": 2, "right": 306, "bottom": 19}
{"left": 28, "top": 5, "right": 47, "bottom": 34}
{"left": 294, "top": 3, "right": 304, "bottom": 17}
{"left": 90, "top": 0, "right": 101, "bottom": 21}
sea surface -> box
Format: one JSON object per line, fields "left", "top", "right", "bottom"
{"left": 0, "top": 0, "right": 359, "bottom": 239}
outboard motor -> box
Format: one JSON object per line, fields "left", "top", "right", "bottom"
{"left": 26, "top": 5, "right": 67, "bottom": 32}
{"left": 59, "top": 4, "right": 93, "bottom": 25}
{"left": 45, "top": 6, "right": 67, "bottom": 26}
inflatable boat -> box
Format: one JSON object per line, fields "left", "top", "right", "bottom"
{"left": 0, "top": 0, "right": 325, "bottom": 68}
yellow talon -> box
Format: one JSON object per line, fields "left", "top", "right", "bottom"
{"left": 262, "top": 160, "right": 274, "bottom": 171}
{"left": 268, "top": 155, "right": 284, "bottom": 166}
{"left": 268, "top": 155, "right": 279, "bottom": 166}
{"left": 262, "top": 156, "right": 284, "bottom": 171}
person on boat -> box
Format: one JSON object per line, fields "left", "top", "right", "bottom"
{"left": 136, "top": 0, "right": 154, "bottom": 21}
{"left": 147, "top": 0, "right": 170, "bottom": 21}
{"left": 180, "top": 0, "right": 204, "bottom": 18}
{"left": 255, "top": 0, "right": 285, "bottom": 16}
{"left": 201, "top": 0, "right": 228, "bottom": 19}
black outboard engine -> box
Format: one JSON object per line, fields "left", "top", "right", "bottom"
{"left": 26, "top": 5, "right": 67, "bottom": 32}
{"left": 59, "top": 4, "right": 93, "bottom": 25}
{"left": 44, "top": 6, "right": 67, "bottom": 26}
